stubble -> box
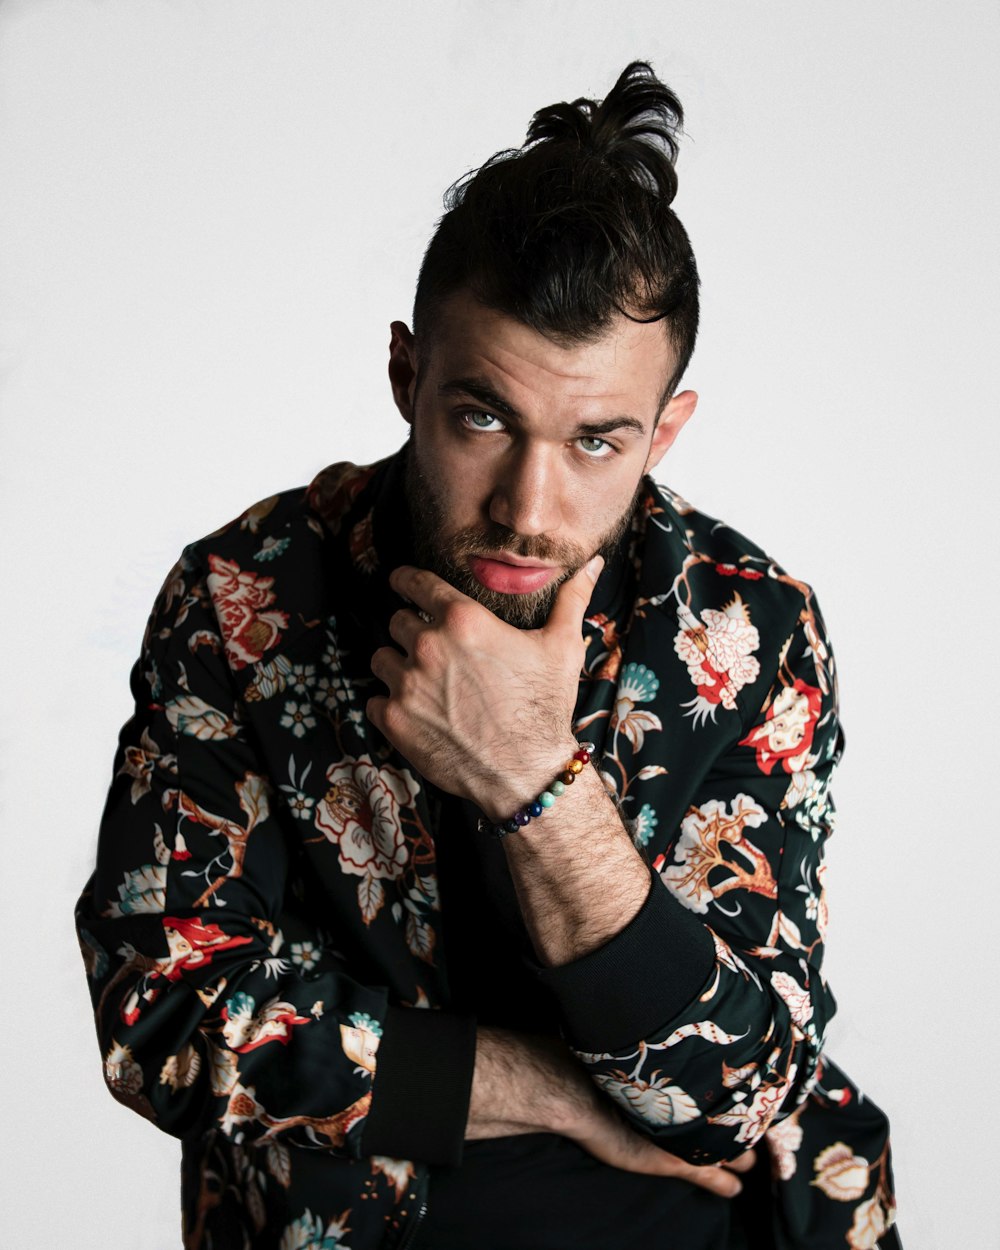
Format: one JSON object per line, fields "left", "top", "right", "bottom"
{"left": 402, "top": 441, "right": 639, "bottom": 629}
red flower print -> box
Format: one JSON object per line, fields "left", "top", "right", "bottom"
{"left": 206, "top": 555, "right": 290, "bottom": 670}
{"left": 740, "top": 678, "right": 822, "bottom": 775}
{"left": 674, "top": 594, "right": 761, "bottom": 726}
{"left": 159, "top": 915, "right": 253, "bottom": 982}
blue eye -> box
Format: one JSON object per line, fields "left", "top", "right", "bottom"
{"left": 462, "top": 411, "right": 504, "bottom": 431}
{"left": 578, "top": 436, "right": 613, "bottom": 457}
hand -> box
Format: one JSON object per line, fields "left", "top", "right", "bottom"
{"left": 469, "top": 1028, "right": 755, "bottom": 1200}
{"left": 366, "top": 559, "right": 603, "bottom": 819}
{"left": 562, "top": 1074, "right": 756, "bottom": 1198}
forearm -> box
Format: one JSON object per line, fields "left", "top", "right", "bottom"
{"left": 465, "top": 1025, "right": 588, "bottom": 1140}
{"left": 490, "top": 759, "right": 651, "bottom": 967}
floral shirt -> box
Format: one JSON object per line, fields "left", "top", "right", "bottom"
{"left": 75, "top": 448, "right": 898, "bottom": 1250}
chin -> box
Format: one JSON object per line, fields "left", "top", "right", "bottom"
{"left": 460, "top": 570, "right": 564, "bottom": 630}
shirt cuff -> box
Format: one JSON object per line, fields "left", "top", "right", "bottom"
{"left": 360, "top": 1005, "right": 477, "bottom": 1167}
{"left": 523, "top": 869, "right": 716, "bottom": 1052}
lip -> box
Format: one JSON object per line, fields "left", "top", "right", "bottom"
{"left": 467, "top": 554, "right": 560, "bottom": 595}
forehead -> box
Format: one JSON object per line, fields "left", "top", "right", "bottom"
{"left": 422, "top": 289, "right": 676, "bottom": 417}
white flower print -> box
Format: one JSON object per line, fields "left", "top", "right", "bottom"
{"left": 290, "top": 941, "right": 319, "bottom": 971}
{"left": 288, "top": 664, "right": 316, "bottom": 696}
{"left": 280, "top": 700, "right": 316, "bottom": 739}
{"left": 282, "top": 788, "right": 315, "bottom": 820}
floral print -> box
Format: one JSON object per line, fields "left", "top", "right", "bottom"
{"left": 117, "top": 726, "right": 176, "bottom": 803}
{"left": 281, "top": 700, "right": 317, "bottom": 738}
{"left": 75, "top": 452, "right": 897, "bottom": 1249}
{"left": 812, "top": 1142, "right": 874, "bottom": 1202}
{"left": 290, "top": 941, "right": 319, "bottom": 971}
{"left": 659, "top": 794, "right": 773, "bottom": 913}
{"left": 207, "top": 554, "right": 290, "bottom": 670}
{"left": 740, "top": 678, "right": 823, "bottom": 775}
{"left": 610, "top": 662, "right": 663, "bottom": 750}
{"left": 313, "top": 757, "right": 419, "bottom": 929}
{"left": 674, "top": 592, "right": 761, "bottom": 725}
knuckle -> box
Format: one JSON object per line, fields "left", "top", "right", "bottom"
{"left": 442, "top": 602, "right": 477, "bottom": 635}
{"left": 395, "top": 668, "right": 419, "bottom": 700}
{"left": 412, "top": 628, "right": 438, "bottom": 664}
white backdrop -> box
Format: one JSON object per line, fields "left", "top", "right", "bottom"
{"left": 2, "top": 2, "right": 997, "bottom": 1246}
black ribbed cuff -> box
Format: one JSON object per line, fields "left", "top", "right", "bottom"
{"left": 360, "top": 1005, "right": 477, "bottom": 1167}
{"left": 524, "top": 870, "right": 716, "bottom": 1052}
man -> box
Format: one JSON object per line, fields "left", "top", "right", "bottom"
{"left": 76, "top": 63, "right": 898, "bottom": 1249}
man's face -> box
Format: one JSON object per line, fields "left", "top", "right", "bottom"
{"left": 389, "top": 289, "right": 697, "bottom": 629}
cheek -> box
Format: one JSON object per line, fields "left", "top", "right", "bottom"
{"left": 417, "top": 441, "right": 497, "bottom": 519}
{"left": 562, "top": 463, "right": 639, "bottom": 524}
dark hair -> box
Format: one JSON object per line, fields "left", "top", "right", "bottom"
{"left": 412, "top": 61, "right": 699, "bottom": 399}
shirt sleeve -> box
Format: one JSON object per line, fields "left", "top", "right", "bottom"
{"left": 527, "top": 590, "right": 842, "bottom": 1166}
{"left": 74, "top": 545, "right": 476, "bottom": 1167}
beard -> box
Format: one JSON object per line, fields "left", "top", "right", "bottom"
{"left": 403, "top": 441, "right": 640, "bottom": 629}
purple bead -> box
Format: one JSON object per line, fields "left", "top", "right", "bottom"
{"left": 514, "top": 810, "right": 531, "bottom": 826}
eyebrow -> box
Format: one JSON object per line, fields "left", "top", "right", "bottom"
{"left": 438, "top": 376, "right": 647, "bottom": 438}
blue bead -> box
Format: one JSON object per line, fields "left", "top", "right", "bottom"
{"left": 539, "top": 791, "right": 555, "bottom": 808}
{"left": 529, "top": 801, "right": 543, "bottom": 817}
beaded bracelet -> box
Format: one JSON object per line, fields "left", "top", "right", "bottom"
{"left": 486, "top": 743, "right": 595, "bottom": 839}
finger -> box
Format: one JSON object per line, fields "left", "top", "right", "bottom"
{"left": 543, "top": 555, "right": 604, "bottom": 637}
{"left": 723, "top": 1148, "right": 757, "bottom": 1174}
{"left": 370, "top": 645, "right": 407, "bottom": 689}
{"left": 387, "top": 607, "right": 426, "bottom": 655}
{"left": 365, "top": 694, "right": 387, "bottom": 734}
{"left": 580, "top": 1116, "right": 744, "bottom": 1198}
{"left": 637, "top": 1146, "right": 743, "bottom": 1198}
{"left": 681, "top": 1164, "right": 743, "bottom": 1198}
{"left": 617, "top": 1142, "right": 743, "bottom": 1198}
{"left": 389, "top": 565, "right": 468, "bottom": 615}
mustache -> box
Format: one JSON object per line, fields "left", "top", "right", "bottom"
{"left": 446, "top": 524, "right": 588, "bottom": 566}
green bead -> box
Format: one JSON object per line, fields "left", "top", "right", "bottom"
{"left": 550, "top": 779, "right": 565, "bottom": 797}
{"left": 539, "top": 791, "right": 556, "bottom": 808}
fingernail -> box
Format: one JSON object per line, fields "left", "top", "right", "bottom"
{"left": 725, "top": 1177, "right": 743, "bottom": 1197}
{"left": 585, "top": 555, "right": 604, "bottom": 580}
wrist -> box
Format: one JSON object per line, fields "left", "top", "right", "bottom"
{"left": 474, "top": 739, "right": 595, "bottom": 829}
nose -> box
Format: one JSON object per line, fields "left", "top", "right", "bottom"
{"left": 488, "top": 442, "right": 563, "bottom": 537}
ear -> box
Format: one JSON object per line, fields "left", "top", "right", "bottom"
{"left": 388, "top": 321, "right": 418, "bottom": 425}
{"left": 644, "top": 389, "right": 698, "bottom": 473}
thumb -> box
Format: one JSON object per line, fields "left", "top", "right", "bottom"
{"left": 545, "top": 555, "right": 604, "bottom": 636}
